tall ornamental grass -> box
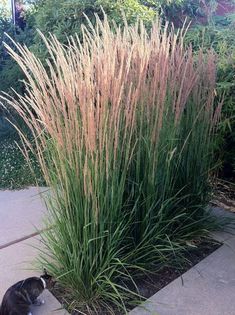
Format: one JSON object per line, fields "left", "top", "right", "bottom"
{"left": 1, "top": 15, "right": 221, "bottom": 313}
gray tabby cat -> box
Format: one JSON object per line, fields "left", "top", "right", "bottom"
{"left": 0, "top": 269, "right": 53, "bottom": 315}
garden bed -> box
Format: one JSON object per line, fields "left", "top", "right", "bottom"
{"left": 50, "top": 238, "right": 220, "bottom": 315}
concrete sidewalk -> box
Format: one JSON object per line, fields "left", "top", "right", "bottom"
{"left": 130, "top": 215, "right": 235, "bottom": 315}
{"left": 0, "top": 187, "right": 48, "bottom": 248}
{"left": 0, "top": 187, "right": 68, "bottom": 315}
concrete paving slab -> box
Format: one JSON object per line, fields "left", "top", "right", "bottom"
{"left": 32, "top": 289, "right": 68, "bottom": 315}
{"left": 0, "top": 237, "right": 39, "bottom": 298}
{"left": 0, "top": 187, "right": 48, "bottom": 248}
{"left": 211, "top": 206, "right": 235, "bottom": 220}
{"left": 0, "top": 237, "right": 68, "bottom": 315}
{"left": 210, "top": 207, "right": 235, "bottom": 242}
{"left": 210, "top": 230, "right": 235, "bottom": 242}
{"left": 129, "top": 234, "right": 235, "bottom": 315}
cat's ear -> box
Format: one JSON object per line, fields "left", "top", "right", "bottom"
{"left": 42, "top": 267, "right": 52, "bottom": 280}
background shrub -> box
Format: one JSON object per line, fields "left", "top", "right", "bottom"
{"left": 185, "top": 20, "right": 235, "bottom": 179}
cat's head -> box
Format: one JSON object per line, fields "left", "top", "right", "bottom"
{"left": 40, "top": 268, "right": 55, "bottom": 289}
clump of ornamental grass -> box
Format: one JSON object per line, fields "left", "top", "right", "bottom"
{"left": 1, "top": 15, "right": 221, "bottom": 314}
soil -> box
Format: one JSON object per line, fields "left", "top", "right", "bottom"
{"left": 211, "top": 179, "right": 235, "bottom": 212}
{"left": 131, "top": 239, "right": 220, "bottom": 299}
{"left": 50, "top": 238, "right": 220, "bottom": 315}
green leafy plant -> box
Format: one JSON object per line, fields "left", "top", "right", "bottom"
{"left": 185, "top": 22, "right": 235, "bottom": 179}
{"left": 0, "top": 6, "right": 35, "bottom": 93}
{"left": 143, "top": 0, "right": 218, "bottom": 25}
{"left": 0, "top": 133, "right": 43, "bottom": 189}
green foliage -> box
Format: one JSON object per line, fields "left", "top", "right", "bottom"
{"left": 99, "top": 0, "right": 156, "bottom": 26}
{"left": 0, "top": 133, "right": 44, "bottom": 189}
{"left": 185, "top": 22, "right": 235, "bottom": 178}
{"left": 160, "top": 0, "right": 202, "bottom": 14}
{"left": 143, "top": 0, "right": 210, "bottom": 24}
{"left": 0, "top": 12, "right": 17, "bottom": 90}
{"left": 0, "top": 9, "right": 35, "bottom": 93}
{"left": 32, "top": 0, "right": 95, "bottom": 41}
{"left": 32, "top": 0, "right": 156, "bottom": 40}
